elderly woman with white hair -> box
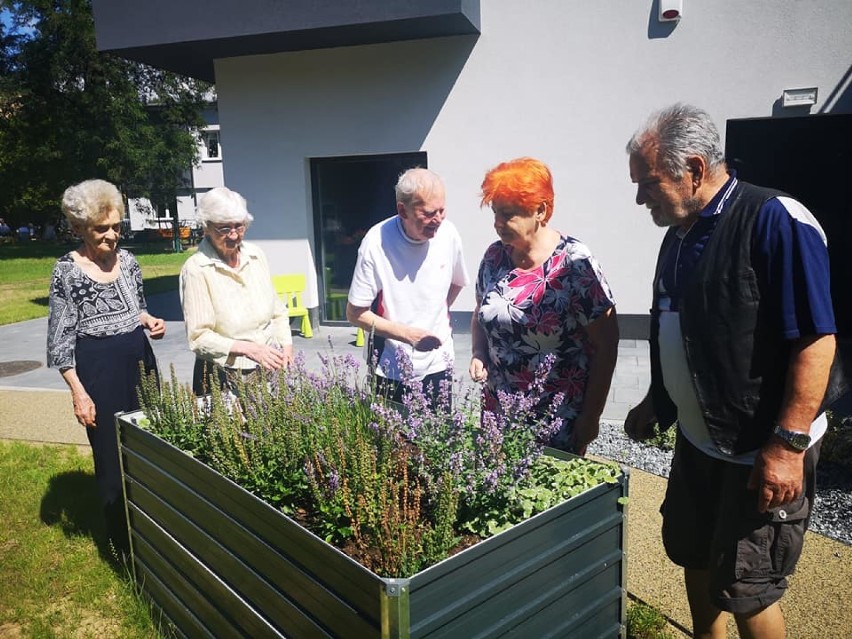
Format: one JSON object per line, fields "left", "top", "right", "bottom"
{"left": 180, "top": 186, "right": 293, "bottom": 394}
{"left": 47, "top": 178, "right": 166, "bottom": 556}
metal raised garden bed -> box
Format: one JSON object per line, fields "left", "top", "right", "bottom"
{"left": 116, "top": 410, "right": 629, "bottom": 638}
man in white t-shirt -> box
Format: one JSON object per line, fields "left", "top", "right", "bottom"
{"left": 346, "top": 168, "right": 469, "bottom": 406}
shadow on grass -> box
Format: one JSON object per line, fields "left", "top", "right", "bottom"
{"left": 39, "top": 470, "right": 125, "bottom": 571}
{"left": 0, "top": 242, "right": 73, "bottom": 260}
{"left": 144, "top": 274, "right": 179, "bottom": 296}
{"left": 0, "top": 240, "right": 188, "bottom": 262}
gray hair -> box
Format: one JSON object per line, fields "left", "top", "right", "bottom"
{"left": 61, "top": 179, "right": 124, "bottom": 226}
{"left": 395, "top": 168, "right": 444, "bottom": 207}
{"left": 196, "top": 187, "right": 255, "bottom": 226}
{"left": 626, "top": 103, "right": 726, "bottom": 179}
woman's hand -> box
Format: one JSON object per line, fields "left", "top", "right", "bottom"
{"left": 237, "top": 341, "right": 288, "bottom": 371}
{"left": 469, "top": 355, "right": 489, "bottom": 383}
{"left": 59, "top": 368, "right": 97, "bottom": 428}
{"left": 72, "top": 389, "right": 97, "bottom": 428}
{"left": 140, "top": 313, "right": 166, "bottom": 340}
{"left": 279, "top": 344, "right": 294, "bottom": 368}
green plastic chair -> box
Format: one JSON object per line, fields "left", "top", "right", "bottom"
{"left": 272, "top": 273, "right": 313, "bottom": 338}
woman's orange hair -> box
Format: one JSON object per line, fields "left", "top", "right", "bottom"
{"left": 480, "top": 157, "right": 555, "bottom": 222}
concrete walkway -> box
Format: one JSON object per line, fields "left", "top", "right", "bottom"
{"left": 1, "top": 291, "right": 850, "bottom": 638}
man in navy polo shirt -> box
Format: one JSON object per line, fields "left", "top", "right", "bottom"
{"left": 623, "top": 103, "right": 843, "bottom": 638}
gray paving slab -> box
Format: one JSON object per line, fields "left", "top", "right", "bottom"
{"left": 0, "top": 289, "right": 651, "bottom": 421}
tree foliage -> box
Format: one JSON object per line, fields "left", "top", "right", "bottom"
{"left": 0, "top": 0, "right": 211, "bottom": 224}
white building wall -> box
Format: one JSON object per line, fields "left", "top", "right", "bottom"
{"left": 214, "top": 0, "right": 852, "bottom": 316}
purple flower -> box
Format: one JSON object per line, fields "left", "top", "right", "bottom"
{"left": 327, "top": 470, "right": 340, "bottom": 494}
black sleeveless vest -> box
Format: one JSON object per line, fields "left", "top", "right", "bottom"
{"left": 649, "top": 181, "right": 846, "bottom": 455}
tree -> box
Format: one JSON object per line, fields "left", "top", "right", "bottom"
{"left": 0, "top": 0, "right": 211, "bottom": 245}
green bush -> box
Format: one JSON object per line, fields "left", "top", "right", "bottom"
{"left": 626, "top": 601, "right": 676, "bottom": 639}
{"left": 822, "top": 411, "right": 852, "bottom": 469}
{"left": 645, "top": 423, "right": 677, "bottom": 452}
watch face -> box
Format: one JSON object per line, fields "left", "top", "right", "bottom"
{"left": 788, "top": 432, "right": 811, "bottom": 449}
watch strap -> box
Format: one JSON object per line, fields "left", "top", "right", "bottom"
{"left": 772, "top": 424, "right": 811, "bottom": 451}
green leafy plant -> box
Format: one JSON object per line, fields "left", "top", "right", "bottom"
{"left": 823, "top": 410, "right": 852, "bottom": 469}
{"left": 626, "top": 601, "right": 676, "bottom": 639}
{"left": 138, "top": 348, "right": 623, "bottom": 578}
{"left": 645, "top": 422, "right": 678, "bottom": 451}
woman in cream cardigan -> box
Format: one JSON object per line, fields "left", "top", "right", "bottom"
{"left": 180, "top": 187, "right": 293, "bottom": 394}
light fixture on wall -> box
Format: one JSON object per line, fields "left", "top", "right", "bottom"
{"left": 781, "top": 87, "right": 818, "bottom": 108}
{"left": 659, "top": 0, "right": 682, "bottom": 22}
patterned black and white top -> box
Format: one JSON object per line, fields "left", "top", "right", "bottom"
{"left": 47, "top": 248, "right": 147, "bottom": 369}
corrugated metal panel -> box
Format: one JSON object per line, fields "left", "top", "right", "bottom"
{"left": 407, "top": 481, "right": 625, "bottom": 637}
{"left": 119, "top": 419, "right": 383, "bottom": 637}
{"left": 127, "top": 482, "right": 336, "bottom": 637}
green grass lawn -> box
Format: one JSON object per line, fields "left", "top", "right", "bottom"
{"left": 0, "top": 440, "right": 169, "bottom": 638}
{"left": 0, "top": 241, "right": 193, "bottom": 326}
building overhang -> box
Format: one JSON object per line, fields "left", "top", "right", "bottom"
{"left": 91, "top": 0, "right": 481, "bottom": 82}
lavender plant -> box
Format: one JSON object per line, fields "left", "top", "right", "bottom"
{"left": 137, "top": 343, "right": 621, "bottom": 577}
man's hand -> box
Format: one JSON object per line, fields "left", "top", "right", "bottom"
{"left": 624, "top": 394, "right": 658, "bottom": 442}
{"left": 748, "top": 439, "right": 806, "bottom": 513}
{"left": 405, "top": 327, "right": 442, "bottom": 352}
{"left": 571, "top": 412, "right": 600, "bottom": 457}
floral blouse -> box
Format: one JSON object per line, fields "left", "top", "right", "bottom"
{"left": 47, "top": 249, "right": 147, "bottom": 369}
{"left": 475, "top": 236, "right": 615, "bottom": 448}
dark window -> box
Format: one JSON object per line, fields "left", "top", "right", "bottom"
{"left": 310, "top": 152, "right": 427, "bottom": 323}
{"left": 205, "top": 131, "right": 220, "bottom": 159}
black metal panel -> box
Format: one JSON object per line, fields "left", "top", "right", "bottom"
{"left": 725, "top": 113, "right": 852, "bottom": 338}
{"left": 91, "top": 0, "right": 481, "bottom": 81}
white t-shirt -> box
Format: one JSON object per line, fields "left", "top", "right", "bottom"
{"left": 348, "top": 216, "right": 469, "bottom": 381}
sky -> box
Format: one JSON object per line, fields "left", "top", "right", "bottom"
{"left": 1, "top": 5, "right": 37, "bottom": 38}
{"left": 1, "top": 6, "right": 14, "bottom": 29}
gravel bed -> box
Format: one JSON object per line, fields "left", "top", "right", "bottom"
{"left": 588, "top": 421, "right": 852, "bottom": 546}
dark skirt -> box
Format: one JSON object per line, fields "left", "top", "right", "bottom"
{"left": 75, "top": 326, "right": 158, "bottom": 549}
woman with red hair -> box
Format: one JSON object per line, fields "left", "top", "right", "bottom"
{"left": 470, "top": 157, "right": 619, "bottom": 455}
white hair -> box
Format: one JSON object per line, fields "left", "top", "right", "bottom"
{"left": 395, "top": 168, "right": 444, "bottom": 207}
{"left": 61, "top": 179, "right": 124, "bottom": 226}
{"left": 626, "top": 103, "right": 726, "bottom": 179}
{"left": 196, "top": 187, "right": 255, "bottom": 226}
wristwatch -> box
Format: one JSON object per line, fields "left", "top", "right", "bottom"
{"left": 772, "top": 424, "right": 811, "bottom": 451}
